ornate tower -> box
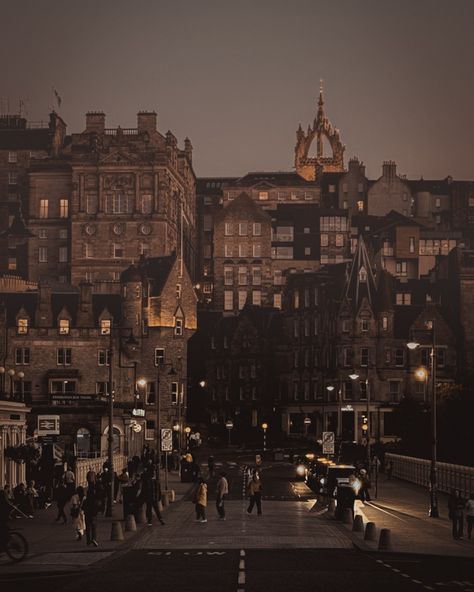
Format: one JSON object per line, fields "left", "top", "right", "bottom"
{"left": 295, "top": 81, "right": 345, "bottom": 181}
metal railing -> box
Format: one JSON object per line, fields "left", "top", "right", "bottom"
{"left": 386, "top": 453, "right": 474, "bottom": 498}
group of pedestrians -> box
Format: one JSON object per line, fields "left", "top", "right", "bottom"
{"left": 448, "top": 489, "right": 474, "bottom": 540}
{"left": 193, "top": 470, "right": 230, "bottom": 523}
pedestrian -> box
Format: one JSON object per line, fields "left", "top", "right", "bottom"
{"left": 70, "top": 486, "right": 86, "bottom": 540}
{"left": 358, "top": 469, "right": 371, "bottom": 503}
{"left": 216, "top": 471, "right": 229, "bottom": 520}
{"left": 116, "top": 468, "right": 130, "bottom": 503}
{"left": 194, "top": 478, "right": 207, "bottom": 523}
{"left": 247, "top": 469, "right": 262, "bottom": 515}
{"left": 25, "top": 480, "right": 39, "bottom": 516}
{"left": 465, "top": 492, "right": 474, "bottom": 540}
{"left": 82, "top": 486, "right": 99, "bottom": 547}
{"left": 64, "top": 465, "right": 76, "bottom": 500}
{"left": 141, "top": 467, "right": 165, "bottom": 526}
{"left": 386, "top": 460, "right": 393, "bottom": 480}
{"left": 208, "top": 456, "right": 215, "bottom": 478}
{"left": 0, "top": 488, "right": 13, "bottom": 550}
{"left": 55, "top": 481, "right": 68, "bottom": 524}
{"left": 448, "top": 489, "right": 464, "bottom": 539}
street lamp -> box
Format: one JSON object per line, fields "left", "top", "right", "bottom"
{"left": 184, "top": 426, "right": 191, "bottom": 451}
{"left": 304, "top": 416, "right": 311, "bottom": 438}
{"left": 225, "top": 420, "right": 234, "bottom": 445}
{"left": 261, "top": 422, "right": 268, "bottom": 451}
{"left": 349, "top": 371, "right": 371, "bottom": 471}
{"left": 406, "top": 319, "right": 439, "bottom": 518}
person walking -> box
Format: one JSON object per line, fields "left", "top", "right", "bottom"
{"left": 194, "top": 478, "right": 207, "bottom": 523}
{"left": 247, "top": 470, "right": 262, "bottom": 515}
{"left": 465, "top": 492, "right": 474, "bottom": 540}
{"left": 216, "top": 471, "right": 229, "bottom": 520}
{"left": 55, "top": 480, "right": 68, "bottom": 524}
{"left": 448, "top": 489, "right": 464, "bottom": 539}
{"left": 142, "top": 467, "right": 165, "bottom": 526}
{"left": 70, "top": 486, "right": 86, "bottom": 540}
{"left": 64, "top": 466, "right": 76, "bottom": 501}
{"left": 82, "top": 486, "right": 99, "bottom": 547}
{"left": 358, "top": 469, "right": 371, "bottom": 503}
{"left": 116, "top": 468, "right": 130, "bottom": 503}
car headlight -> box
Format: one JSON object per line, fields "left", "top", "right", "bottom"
{"left": 296, "top": 464, "right": 306, "bottom": 476}
{"left": 320, "top": 477, "right": 326, "bottom": 485}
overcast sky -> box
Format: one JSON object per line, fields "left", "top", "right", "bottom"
{"left": 2, "top": 0, "right": 473, "bottom": 179}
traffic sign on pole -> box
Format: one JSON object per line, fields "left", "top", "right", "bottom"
{"left": 161, "top": 428, "right": 173, "bottom": 452}
{"left": 322, "top": 431, "right": 335, "bottom": 455}
{"left": 38, "top": 415, "right": 60, "bottom": 436}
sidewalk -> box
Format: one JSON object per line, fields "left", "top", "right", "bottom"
{"left": 344, "top": 477, "right": 474, "bottom": 557}
{"left": 0, "top": 468, "right": 193, "bottom": 577}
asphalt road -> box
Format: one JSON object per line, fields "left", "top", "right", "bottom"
{"left": 3, "top": 457, "right": 474, "bottom": 592}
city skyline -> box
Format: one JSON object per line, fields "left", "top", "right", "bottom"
{"left": 2, "top": 0, "right": 473, "bottom": 180}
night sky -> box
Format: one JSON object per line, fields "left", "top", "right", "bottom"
{"left": 2, "top": 0, "right": 473, "bottom": 179}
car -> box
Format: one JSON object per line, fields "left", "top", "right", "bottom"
{"left": 305, "top": 457, "right": 333, "bottom": 491}
{"left": 321, "top": 464, "right": 356, "bottom": 498}
{"left": 294, "top": 452, "right": 317, "bottom": 481}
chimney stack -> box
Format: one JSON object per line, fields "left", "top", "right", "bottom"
{"left": 137, "top": 111, "right": 157, "bottom": 134}
{"left": 382, "top": 160, "right": 397, "bottom": 180}
{"left": 85, "top": 111, "right": 105, "bottom": 134}
{"left": 35, "top": 281, "right": 52, "bottom": 327}
{"left": 77, "top": 281, "right": 93, "bottom": 327}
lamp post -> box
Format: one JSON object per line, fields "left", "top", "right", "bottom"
{"left": 304, "top": 416, "right": 311, "bottom": 438}
{"left": 17, "top": 371, "right": 25, "bottom": 402}
{"left": 407, "top": 318, "right": 439, "bottom": 518}
{"left": 261, "top": 422, "right": 268, "bottom": 452}
{"left": 184, "top": 426, "right": 191, "bottom": 451}
{"left": 8, "top": 368, "right": 15, "bottom": 399}
{"left": 225, "top": 420, "right": 234, "bottom": 445}
{"left": 0, "top": 366, "right": 5, "bottom": 397}
{"left": 349, "top": 372, "right": 370, "bottom": 471}
{"left": 325, "top": 385, "right": 334, "bottom": 436}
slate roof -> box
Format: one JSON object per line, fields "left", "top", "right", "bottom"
{"left": 232, "top": 171, "right": 314, "bottom": 188}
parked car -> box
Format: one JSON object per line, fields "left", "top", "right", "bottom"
{"left": 305, "top": 457, "right": 333, "bottom": 491}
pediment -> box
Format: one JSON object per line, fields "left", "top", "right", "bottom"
{"left": 99, "top": 149, "right": 142, "bottom": 165}
{"left": 251, "top": 181, "right": 276, "bottom": 190}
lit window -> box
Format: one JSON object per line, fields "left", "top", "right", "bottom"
{"left": 39, "top": 199, "right": 49, "bottom": 219}
{"left": 382, "top": 316, "right": 388, "bottom": 331}
{"left": 357, "top": 200, "right": 364, "bottom": 212}
{"left": 38, "top": 247, "right": 47, "bottom": 263}
{"left": 396, "top": 292, "right": 411, "bottom": 305}
{"left": 238, "top": 290, "right": 247, "bottom": 310}
{"left": 224, "top": 290, "right": 233, "bottom": 311}
{"left": 258, "top": 191, "right": 268, "bottom": 201}
{"left": 59, "top": 199, "right": 69, "bottom": 218}
{"left": 304, "top": 247, "right": 311, "bottom": 256}
{"left": 59, "top": 319, "right": 70, "bottom": 335}
{"left": 273, "top": 269, "right": 283, "bottom": 285}
{"left": 335, "top": 234, "right": 344, "bottom": 247}
{"left": 17, "top": 318, "right": 28, "bottom": 335}
{"left": 8, "top": 151, "right": 18, "bottom": 163}
{"left": 409, "top": 237, "right": 415, "bottom": 254}
{"left": 273, "top": 293, "right": 282, "bottom": 309}
{"left": 320, "top": 234, "right": 329, "bottom": 247}
{"left": 238, "top": 267, "right": 248, "bottom": 286}
{"left": 85, "top": 243, "right": 93, "bottom": 258}
{"left": 224, "top": 266, "right": 233, "bottom": 286}
{"left": 359, "top": 267, "right": 367, "bottom": 282}
{"left": 252, "top": 290, "right": 261, "bottom": 306}
{"left": 100, "top": 319, "right": 111, "bottom": 335}
{"left": 396, "top": 261, "right": 407, "bottom": 277}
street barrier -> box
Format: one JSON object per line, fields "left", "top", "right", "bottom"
{"left": 385, "top": 453, "right": 474, "bottom": 498}
{"left": 352, "top": 514, "right": 364, "bottom": 532}
{"left": 364, "top": 521, "right": 377, "bottom": 541}
{"left": 125, "top": 514, "right": 137, "bottom": 532}
{"left": 378, "top": 528, "right": 392, "bottom": 550}
{"left": 111, "top": 521, "right": 124, "bottom": 541}
{"left": 75, "top": 454, "right": 127, "bottom": 487}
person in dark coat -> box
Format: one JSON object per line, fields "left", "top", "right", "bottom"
{"left": 141, "top": 466, "right": 165, "bottom": 526}
{"left": 448, "top": 489, "right": 464, "bottom": 539}
{"left": 82, "top": 486, "right": 99, "bottom": 547}
{"left": 54, "top": 481, "right": 68, "bottom": 524}
{"left": 0, "top": 488, "right": 13, "bottom": 549}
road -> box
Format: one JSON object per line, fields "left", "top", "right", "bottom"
{"left": 3, "top": 455, "right": 474, "bottom": 592}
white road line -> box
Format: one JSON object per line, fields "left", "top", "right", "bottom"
{"left": 401, "top": 574, "right": 410, "bottom": 578}
{"left": 239, "top": 559, "right": 245, "bottom": 570}
{"left": 412, "top": 580, "right": 422, "bottom": 584}
{"left": 238, "top": 571, "right": 246, "bottom": 585}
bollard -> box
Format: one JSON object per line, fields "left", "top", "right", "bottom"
{"left": 328, "top": 499, "right": 336, "bottom": 514}
{"left": 111, "top": 521, "right": 124, "bottom": 541}
{"left": 352, "top": 514, "right": 364, "bottom": 532}
{"left": 364, "top": 521, "right": 377, "bottom": 541}
{"left": 135, "top": 505, "right": 147, "bottom": 524}
{"left": 125, "top": 514, "right": 137, "bottom": 532}
{"left": 157, "top": 500, "right": 164, "bottom": 513}
{"left": 378, "top": 528, "right": 392, "bottom": 550}
{"left": 342, "top": 507, "right": 353, "bottom": 525}
{"left": 161, "top": 492, "right": 170, "bottom": 508}
{"left": 167, "top": 490, "right": 176, "bottom": 503}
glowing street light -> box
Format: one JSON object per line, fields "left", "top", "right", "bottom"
{"left": 261, "top": 422, "right": 268, "bottom": 451}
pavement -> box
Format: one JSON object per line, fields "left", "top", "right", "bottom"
{"left": 340, "top": 476, "right": 474, "bottom": 558}
{"left": 0, "top": 467, "right": 192, "bottom": 576}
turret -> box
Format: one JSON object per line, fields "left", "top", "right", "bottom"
{"left": 120, "top": 264, "right": 143, "bottom": 337}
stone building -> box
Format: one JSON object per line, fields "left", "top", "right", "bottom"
{"left": 0, "top": 255, "right": 196, "bottom": 456}
{"left": 368, "top": 161, "right": 413, "bottom": 217}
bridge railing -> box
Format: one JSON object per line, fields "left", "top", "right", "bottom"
{"left": 386, "top": 453, "right": 474, "bottom": 498}
{"left": 75, "top": 454, "right": 127, "bottom": 487}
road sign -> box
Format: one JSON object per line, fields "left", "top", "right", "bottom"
{"left": 322, "top": 431, "right": 335, "bottom": 455}
{"left": 38, "top": 415, "right": 60, "bottom": 436}
{"left": 161, "top": 428, "right": 173, "bottom": 452}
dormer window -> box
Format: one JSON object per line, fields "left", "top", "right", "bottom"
{"left": 359, "top": 266, "right": 367, "bottom": 282}
{"left": 17, "top": 318, "right": 28, "bottom": 335}
{"left": 174, "top": 318, "right": 183, "bottom": 336}
{"left": 59, "top": 319, "right": 70, "bottom": 335}
{"left": 100, "top": 319, "right": 111, "bottom": 335}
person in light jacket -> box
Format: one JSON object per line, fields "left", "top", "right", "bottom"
{"left": 70, "top": 486, "right": 86, "bottom": 540}
{"left": 194, "top": 478, "right": 207, "bottom": 523}
{"left": 216, "top": 471, "right": 229, "bottom": 520}
{"left": 246, "top": 470, "right": 263, "bottom": 515}
{"left": 465, "top": 492, "right": 474, "bottom": 539}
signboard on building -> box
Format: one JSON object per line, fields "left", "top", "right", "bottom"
{"left": 322, "top": 431, "right": 335, "bottom": 455}
{"left": 132, "top": 408, "right": 145, "bottom": 417}
{"left": 161, "top": 428, "right": 173, "bottom": 452}
{"left": 38, "top": 415, "right": 60, "bottom": 436}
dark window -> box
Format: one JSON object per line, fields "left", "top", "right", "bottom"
{"left": 154, "top": 348, "right": 165, "bottom": 366}
{"left": 15, "top": 347, "right": 30, "bottom": 365}
{"left": 361, "top": 348, "right": 369, "bottom": 367}
{"left": 395, "top": 348, "right": 405, "bottom": 367}
{"left": 344, "top": 381, "right": 353, "bottom": 400}
{"left": 57, "top": 348, "right": 72, "bottom": 365}
{"left": 98, "top": 349, "right": 111, "bottom": 366}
